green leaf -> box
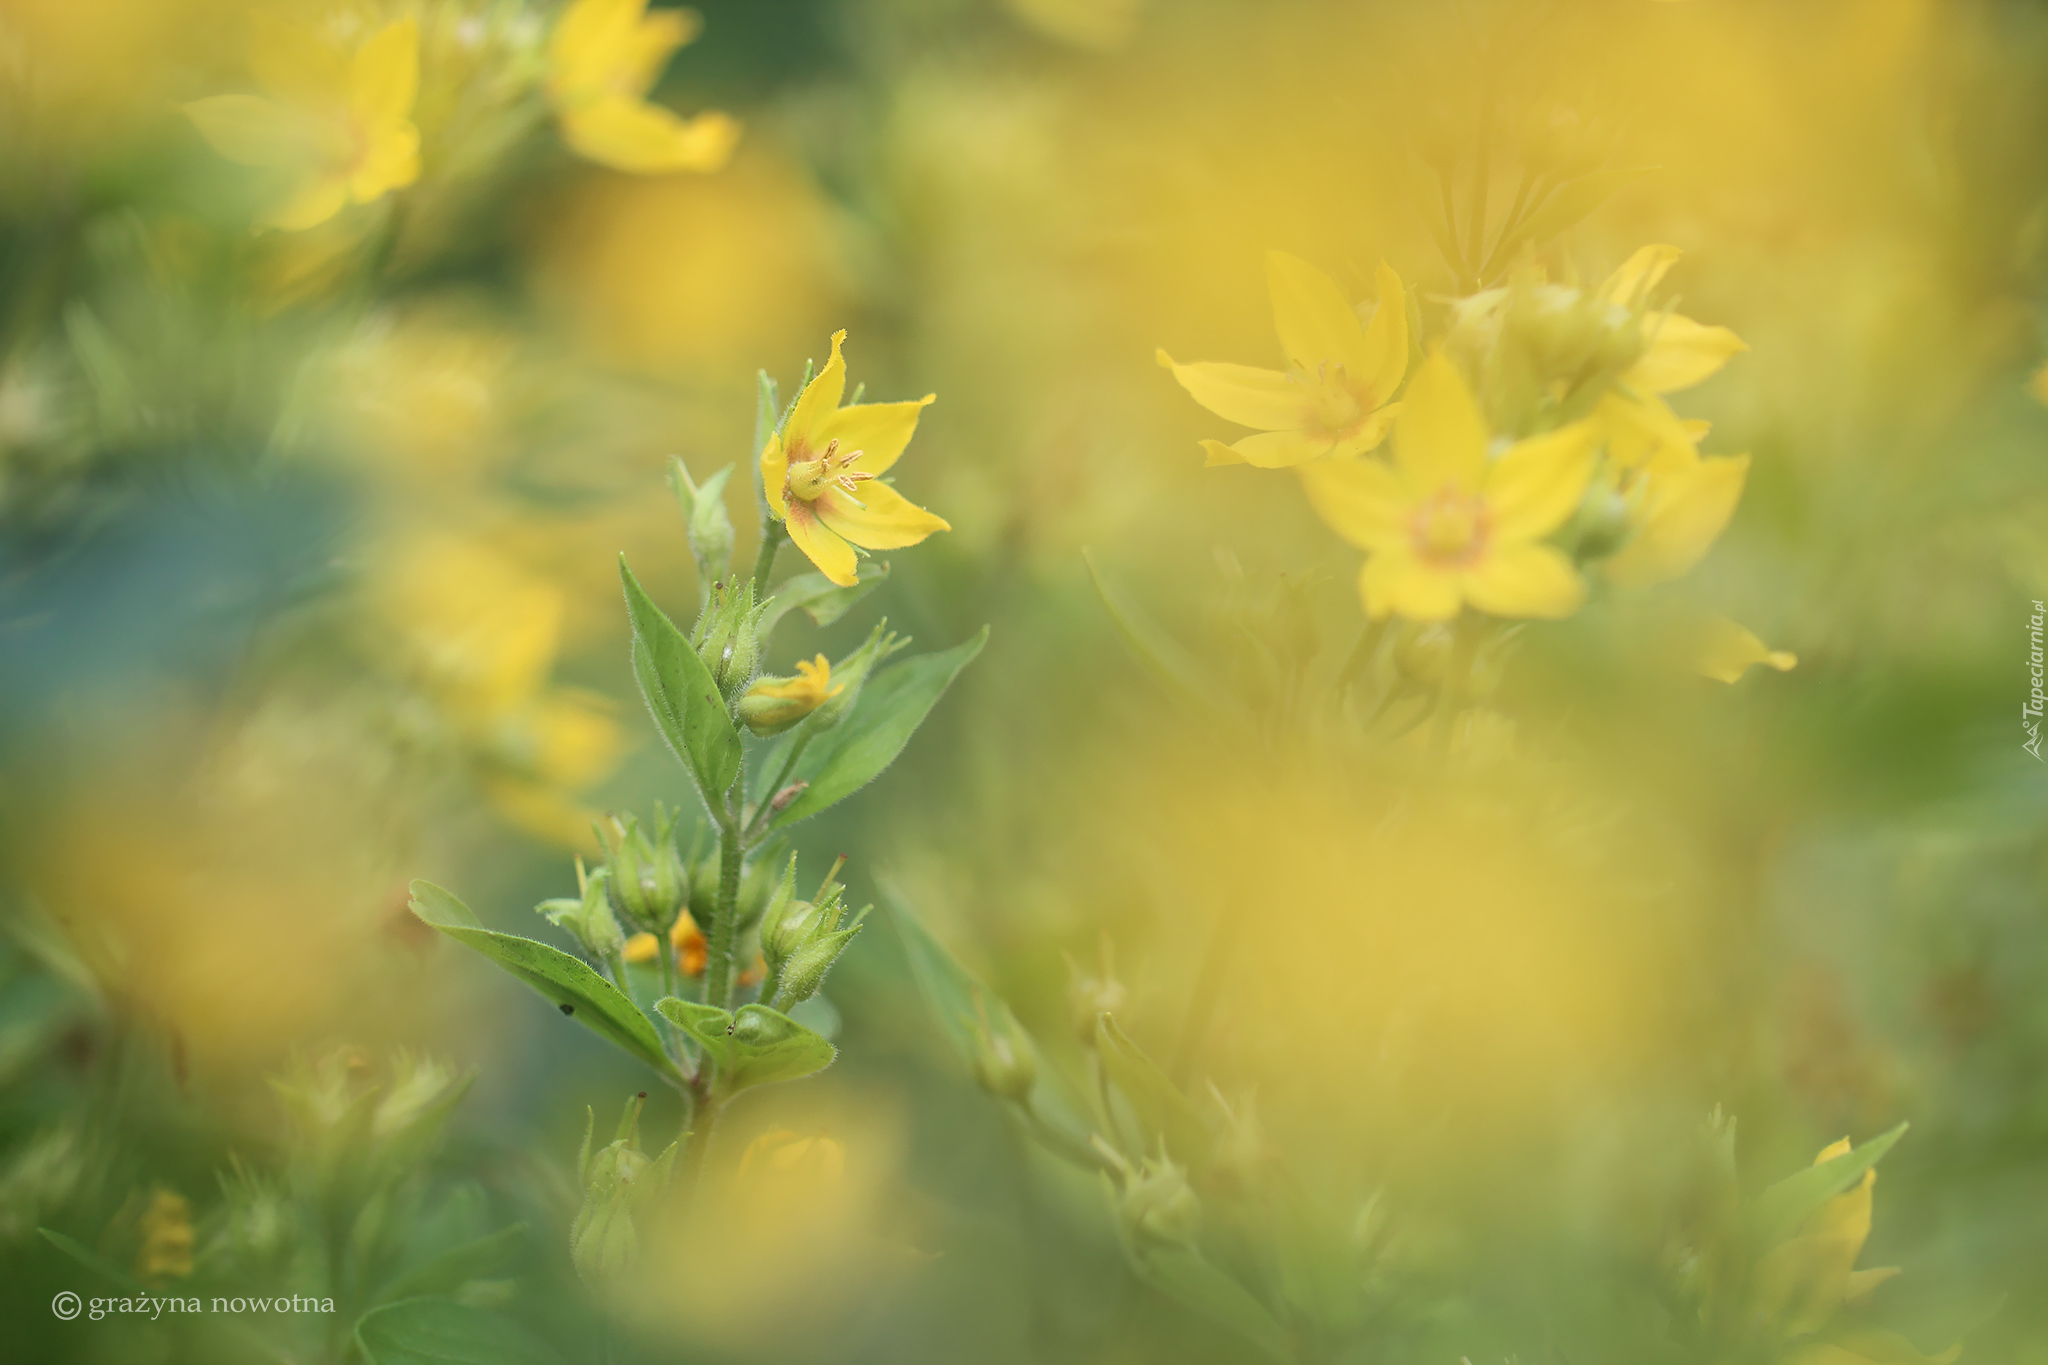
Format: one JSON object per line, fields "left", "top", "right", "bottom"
{"left": 1492, "top": 166, "right": 1658, "bottom": 264}
{"left": 38, "top": 1227, "right": 148, "bottom": 1294}
{"left": 655, "top": 999, "right": 836, "bottom": 1093}
{"left": 769, "top": 626, "right": 987, "bottom": 828}
{"left": 888, "top": 886, "right": 1099, "bottom": 1166}
{"left": 375, "top": 1224, "right": 528, "bottom": 1305}
{"left": 620, "top": 556, "right": 741, "bottom": 805}
{"left": 758, "top": 563, "right": 891, "bottom": 636}
{"left": 409, "top": 882, "right": 682, "bottom": 1084}
{"left": 1751, "top": 1121, "right": 1908, "bottom": 1248}
{"left": 1121, "top": 1237, "right": 1293, "bottom": 1362}
{"left": 355, "top": 1297, "right": 567, "bottom": 1365}
{"left": 1095, "top": 1013, "right": 1213, "bottom": 1169}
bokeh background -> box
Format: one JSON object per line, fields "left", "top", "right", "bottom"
{"left": 2, "top": 0, "right": 2046, "bottom": 1361}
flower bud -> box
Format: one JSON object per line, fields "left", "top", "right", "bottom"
{"left": 570, "top": 1094, "right": 676, "bottom": 1286}
{"left": 968, "top": 1001, "right": 1038, "bottom": 1104}
{"left": 537, "top": 860, "right": 626, "bottom": 961}
{"left": 771, "top": 925, "right": 861, "bottom": 1011}
{"left": 1068, "top": 941, "right": 1129, "bottom": 1046}
{"left": 691, "top": 578, "right": 768, "bottom": 702}
{"left": 738, "top": 654, "right": 843, "bottom": 736}
{"left": 670, "top": 458, "right": 736, "bottom": 589}
{"left": 798, "top": 621, "right": 905, "bottom": 735}
{"left": 1565, "top": 478, "right": 1633, "bottom": 562}
{"left": 598, "top": 806, "right": 690, "bottom": 936}
{"left": 758, "top": 857, "right": 865, "bottom": 1008}
{"left": 1116, "top": 1156, "right": 1201, "bottom": 1247}
{"left": 754, "top": 854, "right": 803, "bottom": 968}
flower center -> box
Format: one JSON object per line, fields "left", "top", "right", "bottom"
{"left": 786, "top": 437, "right": 873, "bottom": 504}
{"left": 1300, "top": 361, "right": 1368, "bottom": 435}
{"left": 1409, "top": 487, "right": 1491, "bottom": 567}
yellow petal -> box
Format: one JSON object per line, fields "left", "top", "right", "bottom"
{"left": 183, "top": 95, "right": 305, "bottom": 168}
{"left": 1199, "top": 439, "right": 1245, "bottom": 466}
{"left": 560, "top": 98, "right": 740, "bottom": 175}
{"left": 549, "top": 0, "right": 643, "bottom": 99}
{"left": 1627, "top": 313, "right": 1748, "bottom": 393}
{"left": 784, "top": 330, "right": 847, "bottom": 455}
{"left": 1597, "top": 243, "right": 1682, "bottom": 307}
{"left": 1485, "top": 421, "right": 1595, "bottom": 541}
{"left": 815, "top": 480, "right": 950, "bottom": 551}
{"left": 623, "top": 931, "right": 659, "bottom": 964}
{"left": 1329, "top": 401, "right": 1401, "bottom": 459}
{"left": 249, "top": 12, "right": 348, "bottom": 106}
{"left": 1392, "top": 352, "right": 1487, "bottom": 492}
{"left": 1359, "top": 550, "right": 1460, "bottom": 622}
{"left": 1459, "top": 542, "right": 1585, "bottom": 619}
{"left": 1597, "top": 390, "right": 1697, "bottom": 468}
{"left": 350, "top": 18, "right": 419, "bottom": 132}
{"left": 620, "top": 6, "right": 700, "bottom": 97}
{"left": 265, "top": 174, "right": 351, "bottom": 231}
{"left": 1299, "top": 456, "right": 1410, "bottom": 550}
{"left": 1844, "top": 1266, "right": 1902, "bottom": 1303}
{"left": 1358, "top": 260, "right": 1410, "bottom": 396}
{"left": 1694, "top": 615, "right": 1797, "bottom": 683}
{"left": 784, "top": 498, "right": 859, "bottom": 586}
{"left": 760, "top": 432, "right": 790, "bottom": 518}
{"left": 1606, "top": 453, "right": 1749, "bottom": 587}
{"left": 349, "top": 124, "right": 420, "bottom": 202}
{"left": 819, "top": 396, "right": 937, "bottom": 477}
{"left": 1265, "top": 250, "right": 1371, "bottom": 377}
{"left": 1225, "top": 428, "right": 1336, "bottom": 468}
{"left": 1155, "top": 351, "right": 1306, "bottom": 431}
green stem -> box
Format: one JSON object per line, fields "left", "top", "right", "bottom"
{"left": 1429, "top": 616, "right": 1481, "bottom": 757}
{"left": 678, "top": 1090, "right": 724, "bottom": 1196}
{"left": 750, "top": 516, "right": 784, "bottom": 598}
{"left": 744, "top": 732, "right": 812, "bottom": 840}
{"left": 707, "top": 798, "right": 744, "bottom": 1010}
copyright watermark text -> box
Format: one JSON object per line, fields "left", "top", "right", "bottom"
{"left": 52, "top": 1290, "right": 335, "bottom": 1321}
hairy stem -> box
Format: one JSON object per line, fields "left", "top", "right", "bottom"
{"left": 707, "top": 794, "right": 745, "bottom": 1010}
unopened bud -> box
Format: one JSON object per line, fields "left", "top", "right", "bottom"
{"left": 598, "top": 806, "right": 690, "bottom": 936}
{"left": 671, "top": 458, "right": 736, "bottom": 589}
{"left": 538, "top": 860, "right": 626, "bottom": 961}
{"left": 1117, "top": 1157, "right": 1201, "bottom": 1247}
{"left": 968, "top": 999, "right": 1038, "bottom": 1103}
{"left": 692, "top": 578, "right": 768, "bottom": 701}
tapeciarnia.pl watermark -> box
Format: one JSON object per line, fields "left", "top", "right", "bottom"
{"left": 51, "top": 1290, "right": 336, "bottom": 1321}
{"left": 2028, "top": 600, "right": 2046, "bottom": 762}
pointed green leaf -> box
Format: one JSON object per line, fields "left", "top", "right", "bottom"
{"left": 409, "top": 882, "right": 681, "bottom": 1084}
{"left": 655, "top": 999, "right": 836, "bottom": 1093}
{"left": 1121, "top": 1237, "right": 1293, "bottom": 1362}
{"left": 769, "top": 626, "right": 988, "bottom": 828}
{"left": 356, "top": 1297, "right": 568, "bottom": 1365}
{"left": 758, "top": 563, "right": 891, "bottom": 637}
{"left": 39, "top": 1227, "right": 148, "bottom": 1294}
{"left": 620, "top": 556, "right": 741, "bottom": 805}
{"left": 1096, "top": 1013, "right": 1214, "bottom": 1169}
{"left": 375, "top": 1224, "right": 529, "bottom": 1305}
{"left": 1752, "top": 1121, "right": 1907, "bottom": 1249}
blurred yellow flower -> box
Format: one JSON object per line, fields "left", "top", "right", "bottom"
{"left": 1158, "top": 252, "right": 1408, "bottom": 468}
{"left": 761, "top": 331, "right": 949, "bottom": 587}
{"left": 623, "top": 910, "right": 708, "bottom": 975}
{"left": 1302, "top": 353, "right": 1594, "bottom": 621}
{"left": 184, "top": 14, "right": 420, "bottom": 230}
{"left": 1605, "top": 446, "right": 1751, "bottom": 586}
{"left": 135, "top": 1188, "right": 195, "bottom": 1283}
{"left": 546, "top": 0, "right": 740, "bottom": 176}
{"left": 1694, "top": 615, "right": 1797, "bottom": 683}
{"left": 737, "top": 1128, "right": 847, "bottom": 1188}
{"left": 1593, "top": 245, "right": 1748, "bottom": 467}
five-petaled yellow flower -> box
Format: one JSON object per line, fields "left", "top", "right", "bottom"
{"left": 761, "top": 331, "right": 950, "bottom": 588}
{"left": 184, "top": 15, "right": 420, "bottom": 231}
{"left": 1157, "top": 251, "right": 1408, "bottom": 468}
{"left": 1304, "top": 353, "right": 1594, "bottom": 621}
{"left": 546, "top": 0, "right": 740, "bottom": 176}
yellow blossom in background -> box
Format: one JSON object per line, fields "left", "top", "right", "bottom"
{"left": 1002, "top": 0, "right": 1144, "bottom": 50}
{"left": 2029, "top": 362, "right": 2048, "bottom": 407}
{"left": 1158, "top": 252, "right": 1408, "bottom": 468}
{"left": 761, "top": 332, "right": 950, "bottom": 587}
{"left": 1694, "top": 614, "right": 1798, "bottom": 683}
{"left": 1752, "top": 1138, "right": 1898, "bottom": 1337}
{"left": 1605, "top": 445, "right": 1751, "bottom": 586}
{"left": 546, "top": 0, "right": 740, "bottom": 176}
{"left": 622, "top": 911, "right": 708, "bottom": 976}
{"left": 135, "top": 1188, "right": 194, "bottom": 1283}
{"left": 184, "top": 14, "right": 420, "bottom": 230}
{"left": 1593, "top": 245, "right": 1749, "bottom": 467}
{"left": 1303, "top": 353, "right": 1594, "bottom": 621}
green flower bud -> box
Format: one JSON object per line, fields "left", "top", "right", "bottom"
{"left": 1117, "top": 1156, "right": 1201, "bottom": 1247}
{"left": 771, "top": 925, "right": 861, "bottom": 1011}
{"left": 670, "top": 458, "right": 736, "bottom": 591}
{"left": 735, "top": 838, "right": 789, "bottom": 934}
{"left": 598, "top": 806, "right": 690, "bottom": 936}
{"left": 692, "top": 578, "right": 769, "bottom": 702}
{"left": 570, "top": 1094, "right": 676, "bottom": 1286}
{"left": 754, "top": 854, "right": 802, "bottom": 963}
{"left": 758, "top": 856, "right": 865, "bottom": 1009}
{"left": 1391, "top": 624, "right": 1502, "bottom": 699}
{"left": 1565, "top": 477, "right": 1634, "bottom": 562}
{"left": 1068, "top": 943, "right": 1129, "bottom": 1046}
{"left": 537, "top": 860, "right": 627, "bottom": 961}
{"left": 968, "top": 1001, "right": 1038, "bottom": 1104}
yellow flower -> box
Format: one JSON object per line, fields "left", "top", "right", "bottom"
{"left": 546, "top": 0, "right": 740, "bottom": 176}
{"left": 184, "top": 15, "right": 420, "bottom": 231}
{"left": 1302, "top": 353, "right": 1595, "bottom": 622}
{"left": 738, "top": 655, "right": 844, "bottom": 735}
{"left": 135, "top": 1188, "right": 194, "bottom": 1283}
{"left": 737, "top": 1128, "right": 846, "bottom": 1187}
{"left": 1158, "top": 252, "right": 1408, "bottom": 468}
{"left": 1592, "top": 244, "right": 1748, "bottom": 467}
{"left": 621, "top": 910, "right": 708, "bottom": 975}
{"left": 1694, "top": 614, "right": 1797, "bottom": 683}
{"left": 761, "top": 331, "right": 949, "bottom": 587}
{"left": 1605, "top": 445, "right": 1752, "bottom": 586}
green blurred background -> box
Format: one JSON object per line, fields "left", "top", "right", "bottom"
{"left": 1, "top": 0, "right": 2045, "bottom": 1361}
